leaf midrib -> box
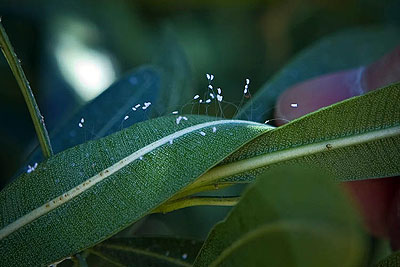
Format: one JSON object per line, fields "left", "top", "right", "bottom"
{"left": 0, "top": 119, "right": 270, "bottom": 240}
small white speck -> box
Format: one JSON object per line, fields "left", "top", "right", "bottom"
{"left": 193, "top": 94, "right": 200, "bottom": 100}
{"left": 80, "top": 118, "right": 85, "bottom": 123}
{"left": 217, "top": 95, "right": 223, "bottom": 102}
{"left": 172, "top": 111, "right": 179, "bottom": 114}
{"left": 212, "top": 127, "right": 217, "bottom": 133}
{"left": 205, "top": 99, "right": 211, "bottom": 103}
{"left": 244, "top": 88, "right": 248, "bottom": 94}
{"left": 199, "top": 99, "right": 203, "bottom": 103}
{"left": 144, "top": 102, "right": 152, "bottom": 107}
{"left": 139, "top": 156, "right": 143, "bottom": 160}
{"left": 217, "top": 88, "right": 222, "bottom": 94}
{"left": 209, "top": 93, "right": 215, "bottom": 99}
{"left": 208, "top": 84, "right": 213, "bottom": 90}
{"left": 132, "top": 107, "right": 137, "bottom": 111}
{"left": 26, "top": 163, "right": 38, "bottom": 173}
{"left": 78, "top": 122, "right": 83, "bottom": 128}
{"left": 182, "top": 253, "right": 188, "bottom": 260}
{"left": 199, "top": 131, "right": 206, "bottom": 136}
{"left": 169, "top": 139, "right": 173, "bottom": 144}
{"left": 246, "top": 78, "right": 250, "bottom": 84}
{"left": 206, "top": 73, "right": 211, "bottom": 80}
{"left": 176, "top": 116, "right": 183, "bottom": 124}
{"left": 182, "top": 116, "right": 188, "bottom": 121}
{"left": 264, "top": 120, "right": 270, "bottom": 124}
{"left": 124, "top": 115, "right": 129, "bottom": 120}
{"left": 142, "top": 106, "right": 147, "bottom": 110}
{"left": 210, "top": 74, "right": 214, "bottom": 81}
{"left": 290, "top": 103, "right": 298, "bottom": 108}
{"left": 135, "top": 104, "right": 141, "bottom": 108}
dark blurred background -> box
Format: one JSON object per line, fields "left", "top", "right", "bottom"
{"left": 1, "top": 0, "right": 400, "bottom": 252}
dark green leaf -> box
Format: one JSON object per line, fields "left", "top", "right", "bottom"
{"left": 194, "top": 166, "right": 366, "bottom": 267}
{"left": 90, "top": 237, "right": 202, "bottom": 266}
{"left": 0, "top": 115, "right": 271, "bottom": 266}
{"left": 236, "top": 26, "right": 400, "bottom": 122}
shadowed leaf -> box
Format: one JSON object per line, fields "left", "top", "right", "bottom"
{"left": 194, "top": 166, "right": 366, "bottom": 267}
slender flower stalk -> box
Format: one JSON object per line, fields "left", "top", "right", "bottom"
{"left": 0, "top": 20, "right": 53, "bottom": 158}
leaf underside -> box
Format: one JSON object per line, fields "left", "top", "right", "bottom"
{"left": 0, "top": 116, "right": 270, "bottom": 266}
{"left": 218, "top": 83, "right": 400, "bottom": 185}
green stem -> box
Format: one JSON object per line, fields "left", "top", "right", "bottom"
{"left": 170, "top": 182, "right": 236, "bottom": 201}
{"left": 0, "top": 21, "right": 53, "bottom": 158}
{"left": 153, "top": 196, "right": 240, "bottom": 214}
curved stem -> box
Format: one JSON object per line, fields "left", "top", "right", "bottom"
{"left": 170, "top": 182, "right": 236, "bottom": 201}
{"left": 153, "top": 196, "right": 240, "bottom": 214}
{"left": 0, "top": 21, "right": 53, "bottom": 158}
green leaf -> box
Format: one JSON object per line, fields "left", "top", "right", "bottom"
{"left": 185, "top": 83, "right": 400, "bottom": 194}
{"left": 236, "top": 26, "right": 400, "bottom": 122}
{"left": 153, "top": 26, "right": 194, "bottom": 114}
{"left": 0, "top": 115, "right": 271, "bottom": 266}
{"left": 90, "top": 237, "right": 203, "bottom": 266}
{"left": 194, "top": 166, "right": 366, "bottom": 267}
{"left": 15, "top": 66, "right": 161, "bottom": 178}
{"left": 375, "top": 251, "right": 400, "bottom": 267}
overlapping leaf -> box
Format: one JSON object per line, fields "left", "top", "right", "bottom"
{"left": 90, "top": 237, "right": 202, "bottom": 266}
{"left": 0, "top": 115, "right": 271, "bottom": 266}
{"left": 183, "top": 83, "right": 400, "bottom": 195}
{"left": 194, "top": 166, "right": 366, "bottom": 267}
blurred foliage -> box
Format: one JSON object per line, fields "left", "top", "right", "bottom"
{"left": 0, "top": 1, "right": 399, "bottom": 263}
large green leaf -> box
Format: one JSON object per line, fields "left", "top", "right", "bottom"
{"left": 15, "top": 66, "right": 161, "bottom": 178}
{"left": 236, "top": 26, "right": 400, "bottom": 122}
{"left": 194, "top": 166, "right": 366, "bottom": 266}
{"left": 90, "top": 237, "right": 203, "bottom": 266}
{"left": 184, "top": 83, "right": 400, "bottom": 194}
{"left": 0, "top": 115, "right": 271, "bottom": 266}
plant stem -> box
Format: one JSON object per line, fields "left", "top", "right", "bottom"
{"left": 0, "top": 21, "right": 53, "bottom": 158}
{"left": 153, "top": 196, "right": 240, "bottom": 214}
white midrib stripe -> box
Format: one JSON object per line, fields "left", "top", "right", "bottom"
{"left": 0, "top": 119, "right": 269, "bottom": 240}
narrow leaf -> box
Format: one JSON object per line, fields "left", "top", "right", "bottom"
{"left": 186, "top": 83, "right": 400, "bottom": 193}
{"left": 0, "top": 115, "right": 271, "bottom": 266}
{"left": 194, "top": 166, "right": 366, "bottom": 266}
{"left": 90, "top": 237, "right": 203, "bottom": 266}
